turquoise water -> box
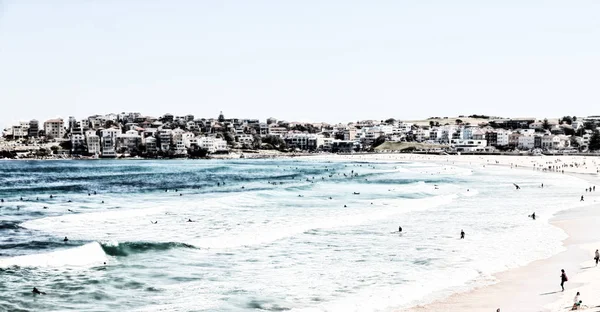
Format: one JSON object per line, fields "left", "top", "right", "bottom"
{"left": 0, "top": 159, "right": 589, "bottom": 311}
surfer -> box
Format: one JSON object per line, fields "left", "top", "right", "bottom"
{"left": 531, "top": 212, "right": 536, "bottom": 220}
{"left": 581, "top": 195, "right": 584, "bottom": 202}
{"left": 187, "top": 219, "right": 194, "bottom": 222}
{"left": 67, "top": 209, "right": 73, "bottom": 212}
{"left": 151, "top": 221, "right": 158, "bottom": 224}
{"left": 398, "top": 226, "right": 402, "bottom": 233}
{"left": 460, "top": 230, "right": 465, "bottom": 239}
{"left": 50, "top": 195, "right": 53, "bottom": 199}
{"left": 513, "top": 183, "right": 520, "bottom": 190}
{"left": 63, "top": 236, "right": 68, "bottom": 242}
{"left": 32, "top": 287, "right": 46, "bottom": 295}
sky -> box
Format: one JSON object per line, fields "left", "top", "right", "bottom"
{"left": 0, "top": 1, "right": 599, "bottom": 129}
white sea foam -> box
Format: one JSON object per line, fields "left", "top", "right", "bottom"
{"left": 0, "top": 242, "right": 107, "bottom": 268}
{"left": 7, "top": 159, "right": 594, "bottom": 312}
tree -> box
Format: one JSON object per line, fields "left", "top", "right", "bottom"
{"left": 563, "top": 127, "right": 575, "bottom": 136}
{"left": 187, "top": 146, "right": 208, "bottom": 158}
{"left": 429, "top": 121, "right": 435, "bottom": 127}
{"left": 223, "top": 132, "right": 235, "bottom": 146}
{"left": 542, "top": 119, "right": 551, "bottom": 130}
{"left": 252, "top": 134, "right": 262, "bottom": 149}
{"left": 59, "top": 140, "right": 72, "bottom": 151}
{"left": 292, "top": 124, "right": 307, "bottom": 132}
{"left": 570, "top": 136, "right": 579, "bottom": 148}
{"left": 560, "top": 116, "right": 573, "bottom": 125}
{"left": 385, "top": 118, "right": 396, "bottom": 125}
{"left": 372, "top": 135, "right": 386, "bottom": 148}
{"left": 455, "top": 119, "right": 463, "bottom": 125}
{"left": 589, "top": 131, "right": 600, "bottom": 151}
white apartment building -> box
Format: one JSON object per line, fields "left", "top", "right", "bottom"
{"left": 11, "top": 122, "right": 29, "bottom": 138}
{"left": 461, "top": 127, "right": 475, "bottom": 140}
{"left": 101, "top": 136, "right": 116, "bottom": 157}
{"left": 157, "top": 129, "right": 172, "bottom": 152}
{"left": 85, "top": 130, "right": 100, "bottom": 155}
{"left": 86, "top": 135, "right": 100, "bottom": 155}
{"left": 196, "top": 137, "right": 228, "bottom": 153}
{"left": 268, "top": 126, "right": 287, "bottom": 137}
{"left": 520, "top": 129, "right": 535, "bottom": 135}
{"left": 450, "top": 139, "right": 488, "bottom": 152}
{"left": 71, "top": 133, "right": 86, "bottom": 152}
{"left": 496, "top": 131, "right": 510, "bottom": 146}
{"left": 116, "top": 130, "right": 141, "bottom": 152}
{"left": 145, "top": 137, "right": 158, "bottom": 153}
{"left": 343, "top": 128, "right": 357, "bottom": 141}
{"left": 414, "top": 128, "right": 430, "bottom": 142}
{"left": 542, "top": 135, "right": 561, "bottom": 150}
{"left": 518, "top": 135, "right": 535, "bottom": 150}
{"left": 236, "top": 134, "right": 254, "bottom": 145}
{"left": 100, "top": 128, "right": 120, "bottom": 140}
{"left": 44, "top": 119, "right": 65, "bottom": 139}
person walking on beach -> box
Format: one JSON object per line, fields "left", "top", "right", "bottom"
{"left": 460, "top": 230, "right": 465, "bottom": 239}
{"left": 581, "top": 195, "right": 584, "bottom": 202}
{"left": 560, "top": 269, "right": 568, "bottom": 291}
{"left": 595, "top": 249, "right": 599, "bottom": 266}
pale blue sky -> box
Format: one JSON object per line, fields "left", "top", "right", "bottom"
{"left": 1, "top": 1, "right": 599, "bottom": 129}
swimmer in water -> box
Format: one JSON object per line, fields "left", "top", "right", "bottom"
{"left": 32, "top": 287, "right": 46, "bottom": 295}
{"left": 460, "top": 230, "right": 465, "bottom": 239}
{"left": 63, "top": 236, "right": 68, "bottom": 242}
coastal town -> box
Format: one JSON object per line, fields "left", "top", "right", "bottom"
{"left": 1, "top": 112, "right": 600, "bottom": 159}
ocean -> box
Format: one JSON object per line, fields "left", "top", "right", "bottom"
{"left": 0, "top": 158, "right": 589, "bottom": 311}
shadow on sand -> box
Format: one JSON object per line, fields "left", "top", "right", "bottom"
{"left": 539, "top": 291, "right": 562, "bottom": 296}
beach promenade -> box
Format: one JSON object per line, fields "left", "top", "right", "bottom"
{"left": 312, "top": 153, "right": 600, "bottom": 312}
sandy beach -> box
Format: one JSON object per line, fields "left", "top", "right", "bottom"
{"left": 310, "top": 153, "right": 600, "bottom": 312}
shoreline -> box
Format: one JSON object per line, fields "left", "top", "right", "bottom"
{"left": 3, "top": 152, "right": 599, "bottom": 310}
{"left": 310, "top": 153, "right": 599, "bottom": 312}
